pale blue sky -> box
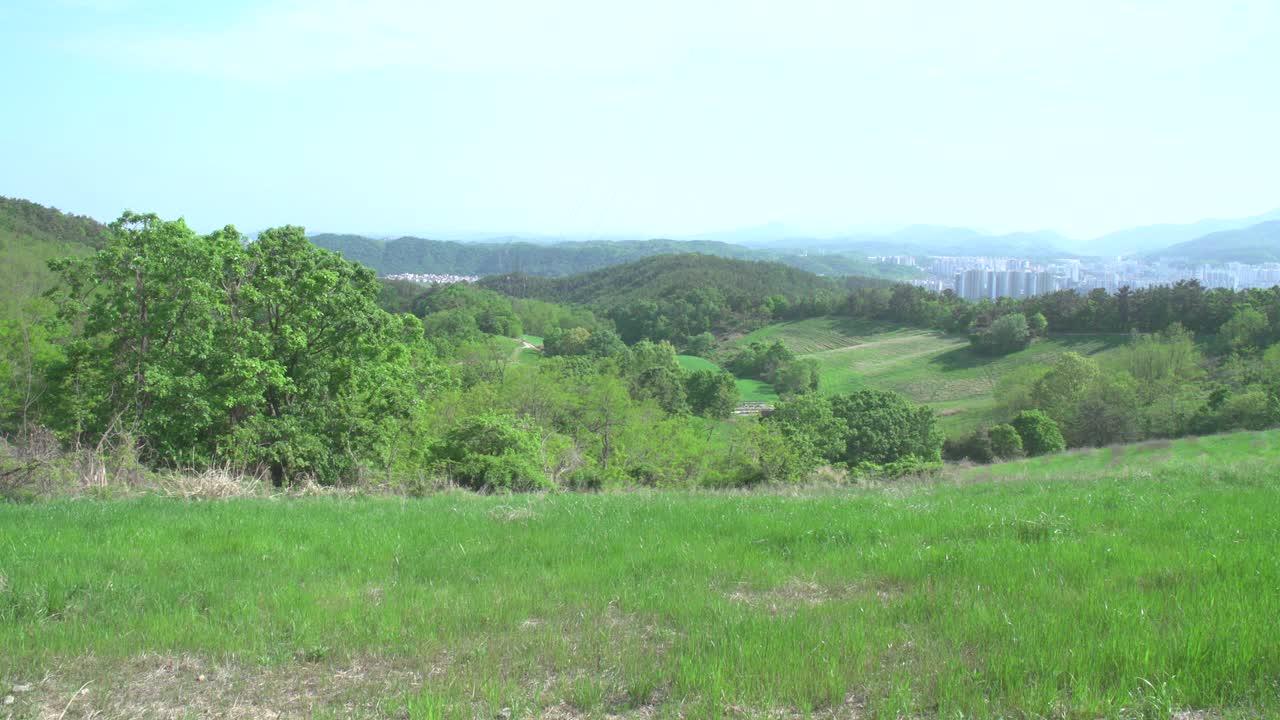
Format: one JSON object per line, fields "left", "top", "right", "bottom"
{"left": 2, "top": 0, "right": 1278, "bottom": 241}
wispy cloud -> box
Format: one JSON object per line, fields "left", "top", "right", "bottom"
{"left": 89, "top": 0, "right": 698, "bottom": 81}
{"left": 79, "top": 0, "right": 1276, "bottom": 83}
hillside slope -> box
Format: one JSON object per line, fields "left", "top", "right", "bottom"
{"left": 0, "top": 196, "right": 106, "bottom": 307}
{"left": 734, "top": 316, "right": 1127, "bottom": 434}
{"left": 966, "top": 427, "right": 1280, "bottom": 482}
{"left": 1145, "top": 220, "right": 1280, "bottom": 264}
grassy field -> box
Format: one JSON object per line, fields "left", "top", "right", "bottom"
{"left": 964, "top": 426, "right": 1280, "bottom": 482}
{"left": 678, "top": 355, "right": 780, "bottom": 403}
{"left": 521, "top": 335, "right": 544, "bottom": 348}
{"left": 486, "top": 335, "right": 542, "bottom": 366}
{"left": 734, "top": 317, "right": 1127, "bottom": 434}
{"left": 3, "top": 435, "right": 1278, "bottom": 719}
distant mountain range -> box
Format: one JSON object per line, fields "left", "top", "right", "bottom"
{"left": 310, "top": 209, "right": 1280, "bottom": 277}
{"left": 308, "top": 233, "right": 924, "bottom": 280}
{"left": 5, "top": 194, "right": 1280, "bottom": 291}
{"left": 1082, "top": 208, "right": 1280, "bottom": 256}
{"left": 677, "top": 210, "right": 1280, "bottom": 259}
{"left": 795, "top": 227, "right": 1076, "bottom": 259}
{"left": 1144, "top": 221, "right": 1280, "bottom": 264}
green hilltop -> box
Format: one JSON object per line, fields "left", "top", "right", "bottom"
{"left": 479, "top": 253, "right": 846, "bottom": 307}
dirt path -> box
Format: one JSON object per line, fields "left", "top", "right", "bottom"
{"left": 509, "top": 338, "right": 542, "bottom": 362}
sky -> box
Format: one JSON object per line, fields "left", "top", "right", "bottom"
{"left": 2, "top": 0, "right": 1278, "bottom": 242}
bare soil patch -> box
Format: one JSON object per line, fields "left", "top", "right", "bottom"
{"left": 726, "top": 578, "right": 901, "bottom": 615}
{"left": 6, "top": 653, "right": 430, "bottom": 719}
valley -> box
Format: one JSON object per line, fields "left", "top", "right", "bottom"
{"left": 731, "top": 317, "right": 1128, "bottom": 433}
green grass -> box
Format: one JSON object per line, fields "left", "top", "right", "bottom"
{"left": 521, "top": 334, "right": 544, "bottom": 347}
{"left": 675, "top": 354, "right": 719, "bottom": 372}
{"left": 965, "top": 427, "right": 1280, "bottom": 483}
{"left": 3, "top": 438, "right": 1279, "bottom": 718}
{"left": 733, "top": 377, "right": 779, "bottom": 403}
{"left": 735, "top": 317, "right": 1127, "bottom": 434}
{"left": 679, "top": 355, "right": 780, "bottom": 403}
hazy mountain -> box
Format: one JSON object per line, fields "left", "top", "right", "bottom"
{"left": 1084, "top": 208, "right": 1280, "bottom": 256}
{"left": 766, "top": 226, "right": 1076, "bottom": 259}
{"left": 682, "top": 221, "right": 818, "bottom": 246}
{"left": 1145, "top": 221, "right": 1280, "bottom": 264}
{"left": 310, "top": 234, "right": 754, "bottom": 277}
{"left": 309, "top": 233, "right": 921, "bottom": 280}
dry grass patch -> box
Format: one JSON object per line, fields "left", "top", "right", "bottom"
{"left": 727, "top": 578, "right": 902, "bottom": 615}
{"left": 156, "top": 468, "right": 264, "bottom": 500}
{"left": 6, "top": 653, "right": 430, "bottom": 719}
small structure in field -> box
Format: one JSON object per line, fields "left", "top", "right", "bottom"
{"left": 733, "top": 402, "right": 774, "bottom": 417}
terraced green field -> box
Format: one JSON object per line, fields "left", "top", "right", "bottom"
{"left": 963, "top": 426, "right": 1280, "bottom": 483}
{"left": 734, "top": 317, "right": 1127, "bottom": 433}
{"left": 675, "top": 354, "right": 718, "bottom": 372}
{"left": 678, "top": 355, "right": 780, "bottom": 403}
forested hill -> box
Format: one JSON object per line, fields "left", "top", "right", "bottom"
{"left": 481, "top": 254, "right": 844, "bottom": 305}
{"left": 1145, "top": 220, "right": 1280, "bottom": 264}
{"left": 477, "top": 254, "right": 892, "bottom": 341}
{"left": 310, "top": 232, "right": 919, "bottom": 280}
{"left": 0, "top": 196, "right": 106, "bottom": 303}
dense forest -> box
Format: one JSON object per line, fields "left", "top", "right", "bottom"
{"left": 479, "top": 255, "right": 893, "bottom": 343}
{"left": 310, "top": 232, "right": 922, "bottom": 280}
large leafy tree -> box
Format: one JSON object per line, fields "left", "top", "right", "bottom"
{"left": 970, "top": 313, "right": 1032, "bottom": 355}
{"left": 829, "top": 389, "right": 943, "bottom": 465}
{"left": 764, "top": 394, "right": 847, "bottom": 464}
{"left": 48, "top": 213, "right": 439, "bottom": 484}
{"left": 48, "top": 212, "right": 231, "bottom": 454}
{"left": 684, "top": 369, "right": 740, "bottom": 419}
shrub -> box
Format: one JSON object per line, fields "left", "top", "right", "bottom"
{"left": 764, "top": 394, "right": 847, "bottom": 464}
{"left": 684, "top": 369, "right": 739, "bottom": 419}
{"left": 848, "top": 457, "right": 943, "bottom": 482}
{"left": 684, "top": 332, "right": 716, "bottom": 357}
{"left": 436, "top": 414, "right": 550, "bottom": 492}
{"left": 1011, "top": 410, "right": 1066, "bottom": 457}
{"left": 988, "top": 424, "right": 1024, "bottom": 459}
{"left": 970, "top": 313, "right": 1032, "bottom": 355}
{"left": 943, "top": 430, "right": 994, "bottom": 464}
{"left": 830, "top": 389, "right": 944, "bottom": 465}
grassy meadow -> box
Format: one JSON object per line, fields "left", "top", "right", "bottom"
{"left": 734, "top": 317, "right": 1128, "bottom": 433}
{"left": 3, "top": 432, "right": 1278, "bottom": 718}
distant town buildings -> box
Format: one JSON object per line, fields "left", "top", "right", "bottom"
{"left": 953, "top": 269, "right": 1057, "bottom": 302}
{"left": 868, "top": 255, "right": 918, "bottom": 267}
{"left": 384, "top": 273, "right": 479, "bottom": 285}
{"left": 892, "top": 255, "right": 1280, "bottom": 301}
